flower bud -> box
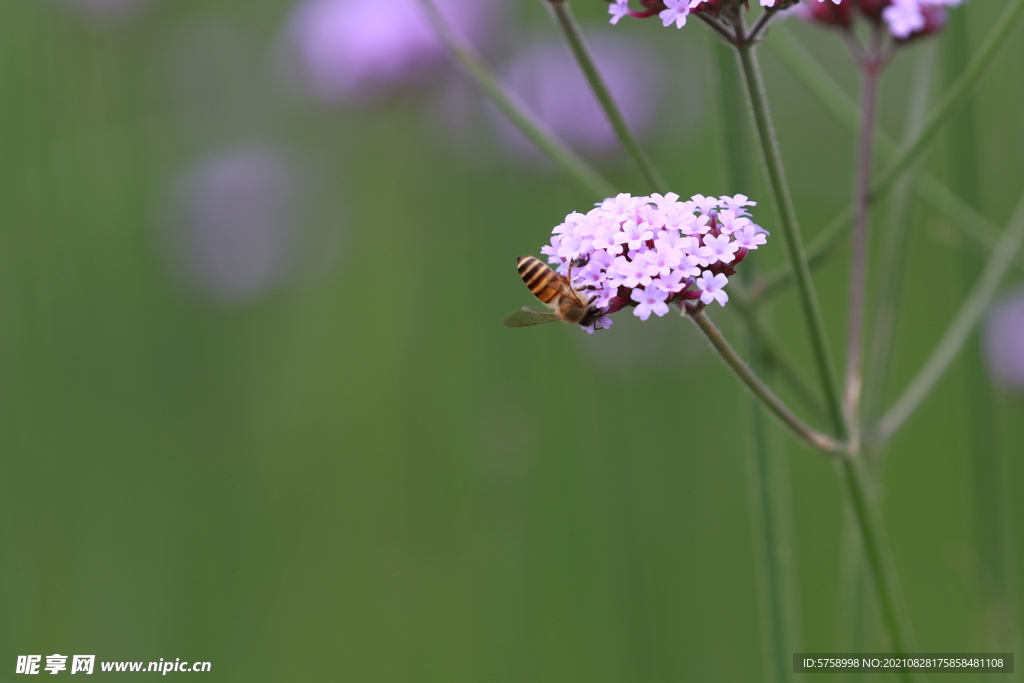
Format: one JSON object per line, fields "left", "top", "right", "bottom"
{"left": 796, "top": 0, "right": 853, "bottom": 28}
{"left": 891, "top": 3, "right": 949, "bottom": 41}
{"left": 856, "top": 0, "right": 888, "bottom": 22}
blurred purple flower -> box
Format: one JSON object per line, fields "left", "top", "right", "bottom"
{"left": 490, "top": 33, "right": 667, "bottom": 160}
{"left": 278, "top": 0, "right": 493, "bottom": 106}
{"left": 984, "top": 289, "right": 1024, "bottom": 391}
{"left": 161, "top": 145, "right": 308, "bottom": 304}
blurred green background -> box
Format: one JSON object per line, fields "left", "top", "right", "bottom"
{"left": 2, "top": 0, "right": 1023, "bottom": 680}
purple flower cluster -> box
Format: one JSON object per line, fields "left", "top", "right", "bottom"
{"left": 607, "top": 0, "right": 963, "bottom": 40}
{"left": 542, "top": 192, "right": 768, "bottom": 332}
{"left": 608, "top": 0, "right": 722, "bottom": 29}
{"left": 795, "top": 0, "right": 962, "bottom": 40}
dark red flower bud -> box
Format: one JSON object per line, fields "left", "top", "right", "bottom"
{"left": 856, "top": 0, "right": 889, "bottom": 22}
{"left": 896, "top": 4, "right": 948, "bottom": 42}
{"left": 797, "top": 0, "right": 853, "bottom": 28}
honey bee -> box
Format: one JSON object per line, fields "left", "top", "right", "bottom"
{"left": 502, "top": 255, "right": 601, "bottom": 327}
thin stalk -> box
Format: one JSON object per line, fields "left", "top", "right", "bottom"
{"left": 717, "top": 37, "right": 801, "bottom": 681}
{"left": 697, "top": 12, "right": 736, "bottom": 43}
{"left": 731, "top": 14, "right": 847, "bottom": 440}
{"left": 731, "top": 290, "right": 829, "bottom": 425}
{"left": 945, "top": 14, "right": 1019, "bottom": 661}
{"left": 836, "top": 500, "right": 877, "bottom": 676}
{"left": 921, "top": 176, "right": 1024, "bottom": 271}
{"left": 863, "top": 43, "right": 934, "bottom": 429}
{"left": 548, "top": 0, "right": 668, "bottom": 194}
{"left": 837, "top": 452, "right": 918, "bottom": 683}
{"left": 755, "top": 12, "right": 1024, "bottom": 300}
{"left": 876, "top": 193, "right": 1024, "bottom": 442}
{"left": 844, "top": 31, "right": 882, "bottom": 433}
{"left": 688, "top": 308, "right": 842, "bottom": 455}
{"left": 840, "top": 50, "right": 931, "bottom": 681}
{"left": 744, "top": 348, "right": 799, "bottom": 683}
{"left": 769, "top": 25, "right": 1024, "bottom": 274}
{"left": 416, "top": 0, "right": 615, "bottom": 199}
{"left": 869, "top": 0, "right": 1024, "bottom": 197}
{"left": 746, "top": 8, "right": 777, "bottom": 43}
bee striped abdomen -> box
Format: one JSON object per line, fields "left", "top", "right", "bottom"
{"left": 517, "top": 255, "right": 562, "bottom": 304}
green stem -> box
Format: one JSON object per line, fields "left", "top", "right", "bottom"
{"left": 919, "top": 175, "right": 1024, "bottom": 272}
{"left": 732, "top": 17, "right": 847, "bottom": 441}
{"left": 754, "top": 207, "right": 852, "bottom": 301}
{"left": 945, "top": 13, "right": 1020, "bottom": 659}
{"left": 731, "top": 291, "right": 829, "bottom": 425}
{"left": 416, "top": 0, "right": 615, "bottom": 199}
{"left": 841, "top": 49, "right": 932, "bottom": 680}
{"left": 837, "top": 453, "right": 918, "bottom": 683}
{"left": 688, "top": 308, "right": 842, "bottom": 455}
{"left": 844, "top": 31, "right": 882, "bottom": 432}
{"left": 876, "top": 193, "right": 1024, "bottom": 443}
{"left": 745, "top": 366, "right": 799, "bottom": 683}
{"left": 716, "top": 38, "right": 800, "bottom": 682}
{"left": 548, "top": 0, "right": 668, "bottom": 194}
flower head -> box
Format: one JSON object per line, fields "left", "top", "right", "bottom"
{"left": 531, "top": 192, "right": 768, "bottom": 331}
{"left": 608, "top": 0, "right": 963, "bottom": 40}
{"left": 607, "top": 0, "right": 747, "bottom": 27}
{"left": 796, "top": 0, "right": 963, "bottom": 40}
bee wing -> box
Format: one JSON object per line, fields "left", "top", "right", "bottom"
{"left": 502, "top": 306, "right": 561, "bottom": 327}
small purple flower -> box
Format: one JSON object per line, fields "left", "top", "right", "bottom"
{"left": 715, "top": 209, "right": 751, "bottom": 235}
{"left": 650, "top": 192, "right": 682, "bottom": 210}
{"left": 696, "top": 271, "right": 730, "bottom": 306}
{"left": 631, "top": 286, "right": 671, "bottom": 320}
{"left": 659, "top": 0, "right": 692, "bottom": 28}
{"left": 654, "top": 269, "right": 691, "bottom": 294}
{"left": 616, "top": 256, "right": 654, "bottom": 288}
{"left": 642, "top": 246, "right": 683, "bottom": 276}
{"left": 698, "top": 234, "right": 741, "bottom": 265}
{"left": 719, "top": 194, "right": 757, "bottom": 213}
{"left": 734, "top": 225, "right": 768, "bottom": 250}
{"left": 614, "top": 220, "right": 655, "bottom": 250}
{"left": 609, "top": 0, "right": 632, "bottom": 24}
{"left": 690, "top": 194, "right": 721, "bottom": 215}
